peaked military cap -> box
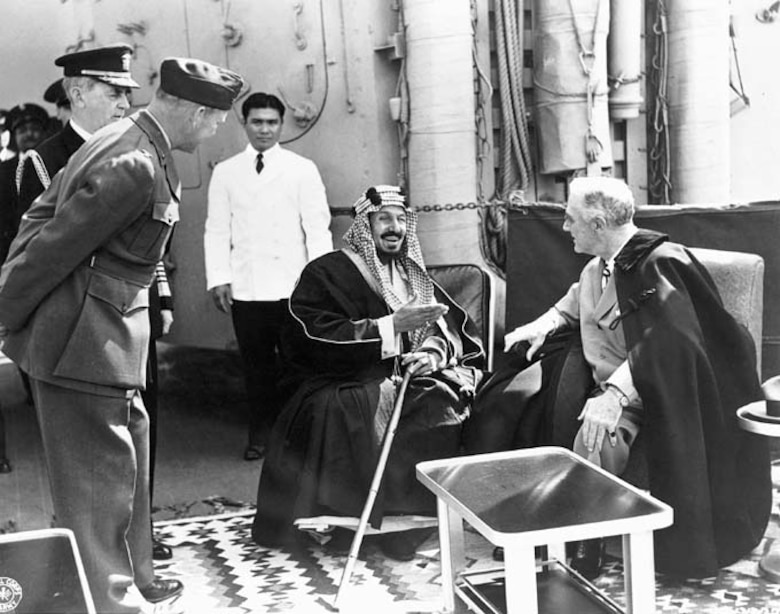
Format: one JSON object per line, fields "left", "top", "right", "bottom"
{"left": 55, "top": 43, "right": 139, "bottom": 88}
{"left": 7, "top": 103, "right": 49, "bottom": 132}
{"left": 44, "top": 78, "right": 70, "bottom": 107}
{"left": 159, "top": 57, "right": 244, "bottom": 110}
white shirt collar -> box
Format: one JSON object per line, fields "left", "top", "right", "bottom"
{"left": 604, "top": 228, "right": 638, "bottom": 269}
{"left": 68, "top": 119, "right": 92, "bottom": 141}
{"left": 247, "top": 142, "right": 281, "bottom": 159}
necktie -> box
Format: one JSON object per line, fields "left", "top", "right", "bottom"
{"left": 601, "top": 259, "right": 612, "bottom": 292}
{"left": 255, "top": 152, "right": 264, "bottom": 174}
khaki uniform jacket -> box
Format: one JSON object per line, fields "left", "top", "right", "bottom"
{"left": 0, "top": 110, "right": 180, "bottom": 397}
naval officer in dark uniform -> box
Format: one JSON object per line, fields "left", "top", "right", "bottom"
{"left": 12, "top": 45, "right": 139, "bottom": 417}
{"left": 0, "top": 57, "right": 243, "bottom": 614}
{"left": 16, "top": 44, "right": 138, "bottom": 216}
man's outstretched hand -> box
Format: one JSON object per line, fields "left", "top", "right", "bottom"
{"left": 392, "top": 294, "right": 448, "bottom": 333}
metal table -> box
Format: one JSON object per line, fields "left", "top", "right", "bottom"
{"left": 737, "top": 400, "right": 780, "bottom": 582}
{"left": 416, "top": 447, "right": 673, "bottom": 614}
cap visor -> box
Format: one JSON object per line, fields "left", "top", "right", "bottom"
{"left": 96, "top": 76, "right": 141, "bottom": 88}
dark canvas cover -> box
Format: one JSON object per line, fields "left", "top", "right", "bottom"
{"left": 506, "top": 201, "right": 780, "bottom": 379}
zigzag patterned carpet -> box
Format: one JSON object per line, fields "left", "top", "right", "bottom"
{"left": 152, "top": 464, "right": 780, "bottom": 614}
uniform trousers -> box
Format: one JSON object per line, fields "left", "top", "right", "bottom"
{"left": 31, "top": 378, "right": 154, "bottom": 614}
{"left": 231, "top": 299, "right": 288, "bottom": 446}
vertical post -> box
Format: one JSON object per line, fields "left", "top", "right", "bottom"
{"left": 546, "top": 541, "right": 567, "bottom": 566}
{"left": 503, "top": 545, "right": 538, "bottom": 614}
{"left": 437, "top": 498, "right": 465, "bottom": 613}
{"left": 403, "top": 0, "right": 482, "bottom": 266}
{"left": 622, "top": 531, "right": 657, "bottom": 614}
{"left": 666, "top": 0, "right": 730, "bottom": 203}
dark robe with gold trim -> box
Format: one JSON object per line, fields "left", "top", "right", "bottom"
{"left": 252, "top": 249, "right": 485, "bottom": 546}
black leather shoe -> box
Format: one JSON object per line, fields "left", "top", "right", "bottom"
{"left": 378, "top": 534, "right": 416, "bottom": 562}
{"left": 152, "top": 538, "right": 173, "bottom": 560}
{"left": 378, "top": 528, "right": 434, "bottom": 562}
{"left": 0, "top": 458, "right": 11, "bottom": 473}
{"left": 139, "top": 578, "right": 183, "bottom": 604}
{"left": 569, "top": 538, "right": 605, "bottom": 580}
{"left": 323, "top": 527, "right": 354, "bottom": 555}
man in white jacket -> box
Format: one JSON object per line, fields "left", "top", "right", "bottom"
{"left": 204, "top": 92, "right": 332, "bottom": 461}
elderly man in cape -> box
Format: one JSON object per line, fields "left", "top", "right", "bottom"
{"left": 252, "top": 185, "right": 486, "bottom": 561}
{"left": 467, "top": 177, "right": 770, "bottom": 580}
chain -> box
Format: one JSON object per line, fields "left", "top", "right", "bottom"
{"left": 471, "top": 0, "right": 492, "bottom": 203}
{"left": 648, "top": 0, "right": 672, "bottom": 205}
{"left": 395, "top": 1, "right": 409, "bottom": 188}
{"left": 417, "top": 201, "right": 498, "bottom": 212}
{"left": 567, "top": 0, "right": 604, "bottom": 76}
{"left": 330, "top": 198, "right": 540, "bottom": 217}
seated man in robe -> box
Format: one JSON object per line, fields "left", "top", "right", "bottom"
{"left": 252, "top": 185, "right": 486, "bottom": 560}
{"left": 466, "top": 177, "right": 771, "bottom": 580}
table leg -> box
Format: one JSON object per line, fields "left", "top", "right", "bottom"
{"left": 437, "top": 498, "right": 464, "bottom": 613}
{"left": 622, "top": 531, "right": 656, "bottom": 614}
{"left": 546, "top": 541, "right": 567, "bottom": 566}
{"left": 759, "top": 548, "right": 780, "bottom": 582}
{"left": 504, "top": 545, "right": 537, "bottom": 614}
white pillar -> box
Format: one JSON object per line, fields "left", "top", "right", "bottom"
{"left": 667, "top": 0, "right": 730, "bottom": 204}
{"left": 404, "top": 0, "right": 481, "bottom": 265}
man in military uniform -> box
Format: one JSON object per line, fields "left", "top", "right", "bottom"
{"left": 0, "top": 103, "right": 49, "bottom": 262}
{"left": 11, "top": 46, "right": 140, "bottom": 414}
{"left": 4, "top": 103, "right": 49, "bottom": 157}
{"left": 19, "top": 42, "right": 176, "bottom": 564}
{"left": 17, "top": 44, "right": 138, "bottom": 214}
{"left": 0, "top": 57, "right": 243, "bottom": 614}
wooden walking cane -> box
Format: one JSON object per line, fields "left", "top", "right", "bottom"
{"left": 333, "top": 369, "right": 413, "bottom": 609}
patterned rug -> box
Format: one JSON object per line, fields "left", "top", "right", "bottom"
{"left": 152, "top": 464, "right": 780, "bottom": 614}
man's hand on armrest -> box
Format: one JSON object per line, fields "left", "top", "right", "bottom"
{"left": 504, "top": 308, "right": 567, "bottom": 361}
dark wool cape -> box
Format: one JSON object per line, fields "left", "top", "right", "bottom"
{"left": 614, "top": 230, "right": 770, "bottom": 577}
{"left": 470, "top": 229, "right": 770, "bottom": 578}
{"left": 252, "top": 250, "right": 485, "bottom": 546}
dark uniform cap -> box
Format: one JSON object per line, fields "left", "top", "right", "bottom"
{"left": 7, "top": 103, "right": 49, "bottom": 132}
{"left": 159, "top": 57, "right": 244, "bottom": 111}
{"left": 44, "top": 78, "right": 70, "bottom": 107}
{"left": 54, "top": 43, "right": 139, "bottom": 88}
